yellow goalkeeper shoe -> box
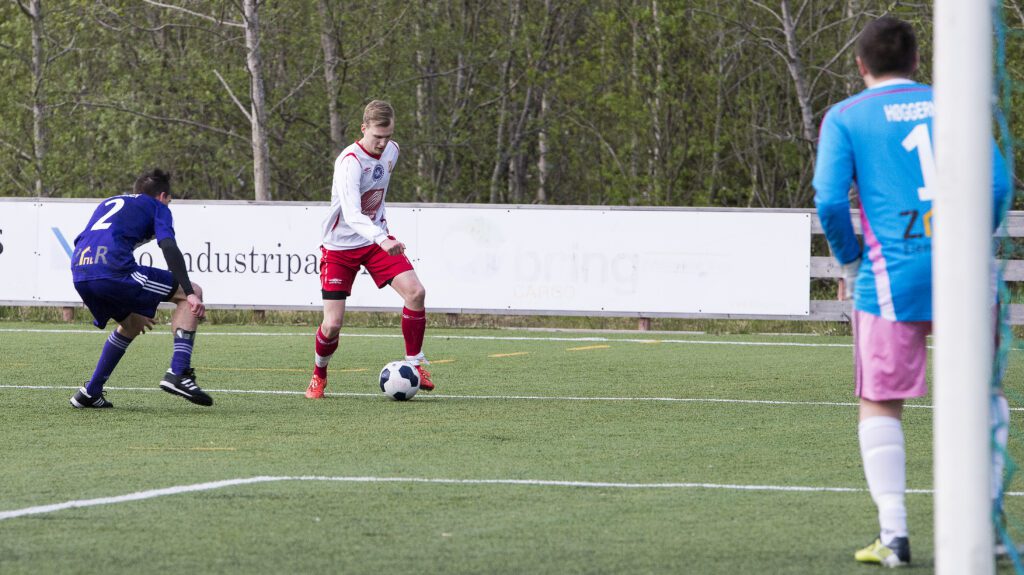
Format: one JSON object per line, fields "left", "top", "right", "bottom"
{"left": 855, "top": 536, "right": 910, "bottom": 568}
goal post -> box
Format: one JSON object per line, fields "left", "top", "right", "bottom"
{"left": 932, "top": 1, "right": 995, "bottom": 573}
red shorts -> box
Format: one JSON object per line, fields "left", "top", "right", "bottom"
{"left": 320, "top": 244, "right": 414, "bottom": 299}
{"left": 853, "top": 309, "right": 931, "bottom": 401}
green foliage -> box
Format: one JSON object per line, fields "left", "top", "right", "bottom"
{"left": 0, "top": 1, "right": 1016, "bottom": 207}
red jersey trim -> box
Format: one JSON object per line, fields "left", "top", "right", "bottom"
{"left": 356, "top": 141, "right": 382, "bottom": 160}
{"left": 341, "top": 152, "right": 361, "bottom": 166}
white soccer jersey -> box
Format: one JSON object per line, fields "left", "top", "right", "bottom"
{"left": 321, "top": 140, "right": 400, "bottom": 250}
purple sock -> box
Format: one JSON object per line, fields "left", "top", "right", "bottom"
{"left": 86, "top": 331, "right": 133, "bottom": 396}
{"left": 171, "top": 328, "right": 196, "bottom": 375}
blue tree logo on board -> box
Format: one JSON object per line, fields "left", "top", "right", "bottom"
{"left": 372, "top": 164, "right": 385, "bottom": 182}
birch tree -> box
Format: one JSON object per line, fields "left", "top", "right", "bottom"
{"left": 489, "top": 0, "right": 520, "bottom": 203}
{"left": 142, "top": 0, "right": 272, "bottom": 201}
{"left": 242, "top": 0, "right": 270, "bottom": 200}
{"left": 5, "top": 0, "right": 72, "bottom": 196}
{"left": 0, "top": 1, "right": 996, "bottom": 208}
{"left": 317, "top": 0, "right": 343, "bottom": 155}
{"left": 17, "top": 0, "right": 46, "bottom": 196}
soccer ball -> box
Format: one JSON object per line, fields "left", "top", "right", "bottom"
{"left": 379, "top": 360, "right": 420, "bottom": 401}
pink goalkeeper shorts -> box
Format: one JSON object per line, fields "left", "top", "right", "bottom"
{"left": 853, "top": 309, "right": 932, "bottom": 401}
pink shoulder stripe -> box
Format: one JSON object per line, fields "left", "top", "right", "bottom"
{"left": 839, "top": 87, "right": 930, "bottom": 114}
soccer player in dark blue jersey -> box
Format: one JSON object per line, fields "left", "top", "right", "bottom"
{"left": 814, "top": 17, "right": 1011, "bottom": 566}
{"left": 70, "top": 169, "right": 213, "bottom": 408}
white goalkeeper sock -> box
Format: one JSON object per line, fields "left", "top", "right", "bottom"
{"left": 859, "top": 416, "right": 908, "bottom": 542}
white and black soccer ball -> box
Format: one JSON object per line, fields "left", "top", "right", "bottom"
{"left": 379, "top": 360, "right": 420, "bottom": 401}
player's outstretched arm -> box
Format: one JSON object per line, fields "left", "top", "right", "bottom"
{"left": 158, "top": 237, "right": 197, "bottom": 298}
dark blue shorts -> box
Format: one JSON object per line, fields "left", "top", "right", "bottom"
{"left": 74, "top": 266, "right": 178, "bottom": 329}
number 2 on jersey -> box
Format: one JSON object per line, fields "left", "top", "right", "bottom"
{"left": 90, "top": 198, "right": 125, "bottom": 231}
{"left": 901, "top": 123, "right": 937, "bottom": 201}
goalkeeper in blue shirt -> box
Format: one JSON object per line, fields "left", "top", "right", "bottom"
{"left": 814, "top": 17, "right": 1011, "bottom": 567}
{"left": 69, "top": 169, "right": 213, "bottom": 408}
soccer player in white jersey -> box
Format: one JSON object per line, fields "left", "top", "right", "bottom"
{"left": 306, "top": 100, "right": 434, "bottom": 399}
{"left": 814, "top": 17, "right": 1011, "bottom": 567}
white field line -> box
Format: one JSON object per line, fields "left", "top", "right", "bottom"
{"left": 0, "top": 328, "right": 854, "bottom": 347}
{"left": 2, "top": 384, "right": 1022, "bottom": 412}
{"left": 4, "top": 474, "right": 1021, "bottom": 522}
{"left": 7, "top": 327, "right": 1024, "bottom": 352}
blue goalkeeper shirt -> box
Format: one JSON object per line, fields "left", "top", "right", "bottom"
{"left": 71, "top": 194, "right": 177, "bottom": 282}
{"left": 813, "top": 79, "right": 1010, "bottom": 322}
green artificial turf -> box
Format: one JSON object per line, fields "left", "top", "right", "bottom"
{"left": 0, "top": 322, "right": 1021, "bottom": 573}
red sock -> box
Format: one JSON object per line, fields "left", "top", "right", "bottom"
{"left": 401, "top": 307, "right": 426, "bottom": 357}
{"left": 314, "top": 326, "right": 339, "bottom": 378}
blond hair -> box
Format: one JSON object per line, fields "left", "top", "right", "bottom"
{"left": 363, "top": 100, "right": 395, "bottom": 127}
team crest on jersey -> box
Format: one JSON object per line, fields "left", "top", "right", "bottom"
{"left": 372, "top": 164, "right": 385, "bottom": 182}
{"left": 361, "top": 188, "right": 385, "bottom": 216}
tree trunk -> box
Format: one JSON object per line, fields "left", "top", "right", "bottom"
{"left": 845, "top": 0, "right": 863, "bottom": 96}
{"left": 709, "top": 29, "right": 726, "bottom": 202}
{"left": 780, "top": 0, "right": 817, "bottom": 145}
{"left": 629, "top": 0, "right": 640, "bottom": 204}
{"left": 414, "top": 16, "right": 428, "bottom": 201}
{"left": 23, "top": 0, "right": 47, "bottom": 197}
{"left": 243, "top": 0, "right": 271, "bottom": 201}
{"left": 536, "top": 92, "right": 548, "bottom": 204}
{"left": 648, "top": 0, "right": 664, "bottom": 204}
{"left": 508, "top": 155, "right": 519, "bottom": 203}
{"left": 489, "top": 0, "right": 520, "bottom": 204}
{"left": 317, "top": 0, "right": 343, "bottom": 157}
{"left": 443, "top": 41, "right": 472, "bottom": 200}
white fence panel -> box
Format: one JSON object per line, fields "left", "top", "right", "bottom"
{"left": 0, "top": 200, "right": 811, "bottom": 317}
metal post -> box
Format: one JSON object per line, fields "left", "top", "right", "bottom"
{"left": 933, "top": 1, "right": 994, "bottom": 573}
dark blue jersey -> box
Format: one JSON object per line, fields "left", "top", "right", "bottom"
{"left": 71, "top": 194, "right": 176, "bottom": 281}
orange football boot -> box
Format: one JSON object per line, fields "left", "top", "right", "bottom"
{"left": 415, "top": 365, "right": 434, "bottom": 391}
{"left": 305, "top": 374, "right": 327, "bottom": 399}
